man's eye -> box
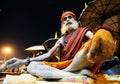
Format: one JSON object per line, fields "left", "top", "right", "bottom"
{"left": 64, "top": 16, "right": 72, "bottom": 21}
{"left": 64, "top": 17, "right": 67, "bottom": 21}
{"left": 68, "top": 16, "right": 72, "bottom": 19}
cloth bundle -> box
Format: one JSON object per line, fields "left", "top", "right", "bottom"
{"left": 2, "top": 74, "right": 36, "bottom": 84}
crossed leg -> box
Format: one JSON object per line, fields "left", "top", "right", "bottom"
{"left": 27, "top": 61, "right": 76, "bottom": 79}
{"left": 27, "top": 47, "right": 94, "bottom": 78}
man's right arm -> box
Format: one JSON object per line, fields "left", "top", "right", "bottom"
{"left": 0, "top": 37, "right": 65, "bottom": 72}
{"left": 28, "top": 36, "right": 65, "bottom": 62}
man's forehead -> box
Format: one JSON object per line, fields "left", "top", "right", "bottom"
{"left": 64, "top": 14, "right": 73, "bottom": 17}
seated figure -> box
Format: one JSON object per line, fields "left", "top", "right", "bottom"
{"left": 0, "top": 11, "right": 117, "bottom": 79}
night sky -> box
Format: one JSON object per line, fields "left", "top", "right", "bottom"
{"left": 0, "top": 0, "right": 91, "bottom": 60}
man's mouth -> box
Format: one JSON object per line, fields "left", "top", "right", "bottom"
{"left": 66, "top": 22, "right": 72, "bottom": 25}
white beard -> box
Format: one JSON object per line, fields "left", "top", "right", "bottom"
{"left": 61, "top": 19, "right": 79, "bottom": 35}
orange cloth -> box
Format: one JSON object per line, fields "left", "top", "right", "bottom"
{"left": 44, "top": 59, "right": 73, "bottom": 69}
{"left": 88, "top": 28, "right": 116, "bottom": 74}
{"left": 91, "top": 62, "right": 102, "bottom": 74}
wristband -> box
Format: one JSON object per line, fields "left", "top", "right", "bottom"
{"left": 25, "top": 57, "right": 31, "bottom": 66}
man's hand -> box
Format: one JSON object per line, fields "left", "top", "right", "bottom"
{"left": 0, "top": 57, "right": 27, "bottom": 72}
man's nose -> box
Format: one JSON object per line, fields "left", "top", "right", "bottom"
{"left": 66, "top": 18, "right": 70, "bottom": 22}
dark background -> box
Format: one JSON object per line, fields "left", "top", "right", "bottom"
{"left": 0, "top": 0, "right": 92, "bottom": 59}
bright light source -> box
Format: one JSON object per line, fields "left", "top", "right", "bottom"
{"left": 2, "top": 46, "right": 12, "bottom": 62}
{"left": 4, "top": 47, "right": 11, "bottom": 54}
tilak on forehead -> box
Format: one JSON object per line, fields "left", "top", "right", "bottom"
{"left": 61, "top": 11, "right": 76, "bottom": 22}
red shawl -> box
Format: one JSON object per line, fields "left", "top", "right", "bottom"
{"left": 61, "top": 27, "right": 92, "bottom": 61}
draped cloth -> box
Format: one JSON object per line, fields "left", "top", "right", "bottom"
{"left": 44, "top": 27, "right": 103, "bottom": 72}
{"left": 61, "top": 27, "right": 92, "bottom": 61}
{"left": 44, "top": 27, "right": 101, "bottom": 74}
{"left": 44, "top": 27, "right": 92, "bottom": 69}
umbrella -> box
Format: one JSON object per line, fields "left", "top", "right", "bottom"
{"left": 24, "top": 45, "right": 46, "bottom": 57}
{"left": 79, "top": 0, "right": 120, "bottom": 29}
{"left": 79, "top": 0, "right": 120, "bottom": 58}
{"left": 103, "top": 14, "right": 120, "bottom": 31}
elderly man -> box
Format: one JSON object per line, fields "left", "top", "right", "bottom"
{"left": 0, "top": 11, "right": 94, "bottom": 78}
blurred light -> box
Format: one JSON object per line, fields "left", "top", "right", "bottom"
{"left": 1, "top": 46, "right": 13, "bottom": 62}
{"left": 3, "top": 47, "right": 11, "bottom": 54}
{"left": 2, "top": 47, "right": 12, "bottom": 54}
